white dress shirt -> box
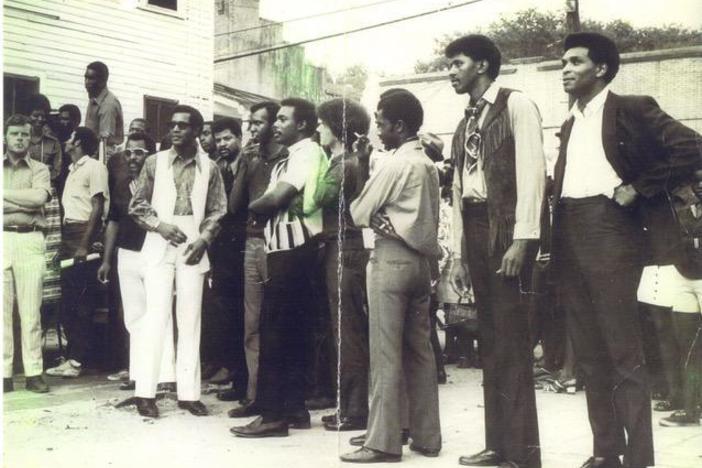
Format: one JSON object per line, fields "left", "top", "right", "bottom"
{"left": 561, "top": 87, "right": 623, "bottom": 199}
{"left": 451, "top": 83, "right": 546, "bottom": 257}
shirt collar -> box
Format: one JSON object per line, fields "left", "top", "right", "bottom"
{"left": 91, "top": 87, "right": 109, "bottom": 105}
{"left": 69, "top": 155, "right": 91, "bottom": 172}
{"left": 3, "top": 153, "right": 31, "bottom": 167}
{"left": 287, "top": 137, "right": 312, "bottom": 155}
{"left": 479, "top": 82, "right": 500, "bottom": 105}
{"left": 167, "top": 147, "right": 203, "bottom": 171}
{"left": 570, "top": 86, "right": 610, "bottom": 119}
{"left": 393, "top": 136, "right": 422, "bottom": 155}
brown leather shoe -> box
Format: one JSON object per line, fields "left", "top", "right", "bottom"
{"left": 177, "top": 400, "right": 209, "bottom": 416}
{"left": 228, "top": 401, "right": 261, "bottom": 418}
{"left": 25, "top": 375, "right": 49, "bottom": 393}
{"left": 230, "top": 416, "right": 289, "bottom": 438}
{"left": 136, "top": 398, "right": 159, "bottom": 418}
{"left": 339, "top": 447, "right": 401, "bottom": 463}
{"left": 458, "top": 449, "right": 502, "bottom": 466}
{"left": 409, "top": 443, "right": 440, "bottom": 458}
{"left": 286, "top": 409, "right": 311, "bottom": 429}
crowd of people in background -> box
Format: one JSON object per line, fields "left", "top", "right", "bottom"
{"left": 3, "top": 32, "right": 702, "bottom": 468}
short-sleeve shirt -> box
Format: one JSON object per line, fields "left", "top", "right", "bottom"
{"left": 3, "top": 154, "right": 51, "bottom": 228}
{"left": 85, "top": 87, "right": 124, "bottom": 147}
{"left": 263, "top": 138, "right": 324, "bottom": 253}
{"left": 62, "top": 155, "right": 109, "bottom": 222}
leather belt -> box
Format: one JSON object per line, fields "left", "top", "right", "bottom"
{"left": 4, "top": 225, "right": 40, "bottom": 233}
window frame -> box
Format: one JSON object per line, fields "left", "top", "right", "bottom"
{"left": 138, "top": 0, "right": 184, "bottom": 19}
{"left": 143, "top": 95, "right": 179, "bottom": 143}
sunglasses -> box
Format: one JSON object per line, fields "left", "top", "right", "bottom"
{"left": 168, "top": 121, "right": 191, "bottom": 130}
{"left": 124, "top": 149, "right": 148, "bottom": 158}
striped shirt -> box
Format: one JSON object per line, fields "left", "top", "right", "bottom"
{"left": 263, "top": 138, "right": 324, "bottom": 253}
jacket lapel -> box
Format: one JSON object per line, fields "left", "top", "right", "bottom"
{"left": 553, "top": 117, "right": 574, "bottom": 201}
{"left": 601, "top": 92, "right": 624, "bottom": 177}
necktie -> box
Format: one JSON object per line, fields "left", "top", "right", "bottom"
{"left": 464, "top": 98, "right": 487, "bottom": 169}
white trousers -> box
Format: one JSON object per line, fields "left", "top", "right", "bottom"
{"left": 117, "top": 248, "right": 175, "bottom": 383}
{"left": 136, "top": 216, "right": 205, "bottom": 400}
{"left": 3, "top": 231, "right": 45, "bottom": 378}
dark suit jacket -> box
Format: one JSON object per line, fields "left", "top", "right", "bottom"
{"left": 552, "top": 91, "right": 702, "bottom": 267}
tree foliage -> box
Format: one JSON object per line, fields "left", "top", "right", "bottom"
{"left": 414, "top": 8, "right": 702, "bottom": 73}
{"left": 333, "top": 64, "right": 368, "bottom": 101}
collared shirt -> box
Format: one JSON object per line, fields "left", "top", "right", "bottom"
{"left": 129, "top": 147, "right": 227, "bottom": 244}
{"left": 28, "top": 133, "right": 63, "bottom": 182}
{"left": 229, "top": 144, "right": 288, "bottom": 238}
{"left": 214, "top": 153, "right": 237, "bottom": 195}
{"left": 452, "top": 83, "right": 545, "bottom": 256}
{"left": 313, "top": 151, "right": 363, "bottom": 243}
{"left": 561, "top": 87, "right": 622, "bottom": 199}
{"left": 106, "top": 153, "right": 146, "bottom": 251}
{"left": 3, "top": 154, "right": 51, "bottom": 229}
{"left": 263, "top": 138, "right": 325, "bottom": 253}
{"left": 351, "top": 138, "right": 440, "bottom": 258}
{"left": 62, "top": 155, "right": 109, "bottom": 222}
{"left": 85, "top": 87, "right": 124, "bottom": 147}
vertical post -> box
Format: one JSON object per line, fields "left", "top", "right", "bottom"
{"left": 565, "top": 0, "right": 581, "bottom": 33}
{"left": 565, "top": 0, "right": 581, "bottom": 108}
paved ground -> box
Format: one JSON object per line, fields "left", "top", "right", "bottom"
{"left": 3, "top": 366, "right": 701, "bottom": 468}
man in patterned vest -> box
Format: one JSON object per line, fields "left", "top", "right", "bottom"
{"left": 446, "top": 35, "right": 546, "bottom": 468}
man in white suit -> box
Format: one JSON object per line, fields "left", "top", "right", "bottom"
{"left": 129, "top": 105, "right": 227, "bottom": 418}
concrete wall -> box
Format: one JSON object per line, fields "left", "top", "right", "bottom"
{"left": 370, "top": 46, "right": 702, "bottom": 169}
{"left": 4, "top": 0, "right": 215, "bottom": 121}
{"left": 214, "top": 0, "right": 327, "bottom": 104}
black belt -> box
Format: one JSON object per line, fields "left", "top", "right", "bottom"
{"left": 4, "top": 225, "right": 40, "bottom": 233}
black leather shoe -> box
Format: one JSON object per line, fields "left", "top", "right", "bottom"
{"left": 3, "top": 378, "right": 13, "bottom": 393}
{"left": 217, "top": 387, "right": 246, "bottom": 402}
{"left": 230, "top": 416, "right": 289, "bottom": 438}
{"left": 136, "top": 398, "right": 159, "bottom": 418}
{"left": 579, "top": 456, "right": 623, "bottom": 468}
{"left": 157, "top": 382, "right": 176, "bottom": 393}
{"left": 458, "top": 449, "right": 503, "bottom": 466}
{"left": 350, "top": 429, "right": 409, "bottom": 447}
{"left": 119, "top": 380, "right": 135, "bottom": 391}
{"left": 322, "top": 413, "right": 337, "bottom": 424}
{"left": 286, "top": 409, "right": 311, "bottom": 429}
{"left": 409, "top": 443, "right": 440, "bottom": 457}
{"left": 25, "top": 375, "right": 49, "bottom": 393}
{"left": 228, "top": 401, "right": 261, "bottom": 418}
{"left": 177, "top": 400, "right": 209, "bottom": 416}
{"left": 324, "top": 417, "right": 366, "bottom": 431}
{"left": 339, "top": 447, "right": 401, "bottom": 464}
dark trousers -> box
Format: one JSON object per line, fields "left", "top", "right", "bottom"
{"left": 462, "top": 203, "right": 541, "bottom": 468}
{"left": 639, "top": 303, "right": 680, "bottom": 402}
{"left": 324, "top": 240, "right": 369, "bottom": 421}
{"left": 107, "top": 256, "right": 129, "bottom": 371}
{"left": 672, "top": 312, "right": 702, "bottom": 416}
{"left": 201, "top": 236, "right": 247, "bottom": 389}
{"left": 257, "top": 243, "right": 318, "bottom": 421}
{"left": 307, "top": 246, "right": 334, "bottom": 400}
{"left": 555, "top": 196, "right": 652, "bottom": 467}
{"left": 60, "top": 223, "right": 99, "bottom": 365}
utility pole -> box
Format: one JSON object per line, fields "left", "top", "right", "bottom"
{"left": 565, "top": 0, "right": 581, "bottom": 107}
{"left": 565, "top": 0, "right": 581, "bottom": 33}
